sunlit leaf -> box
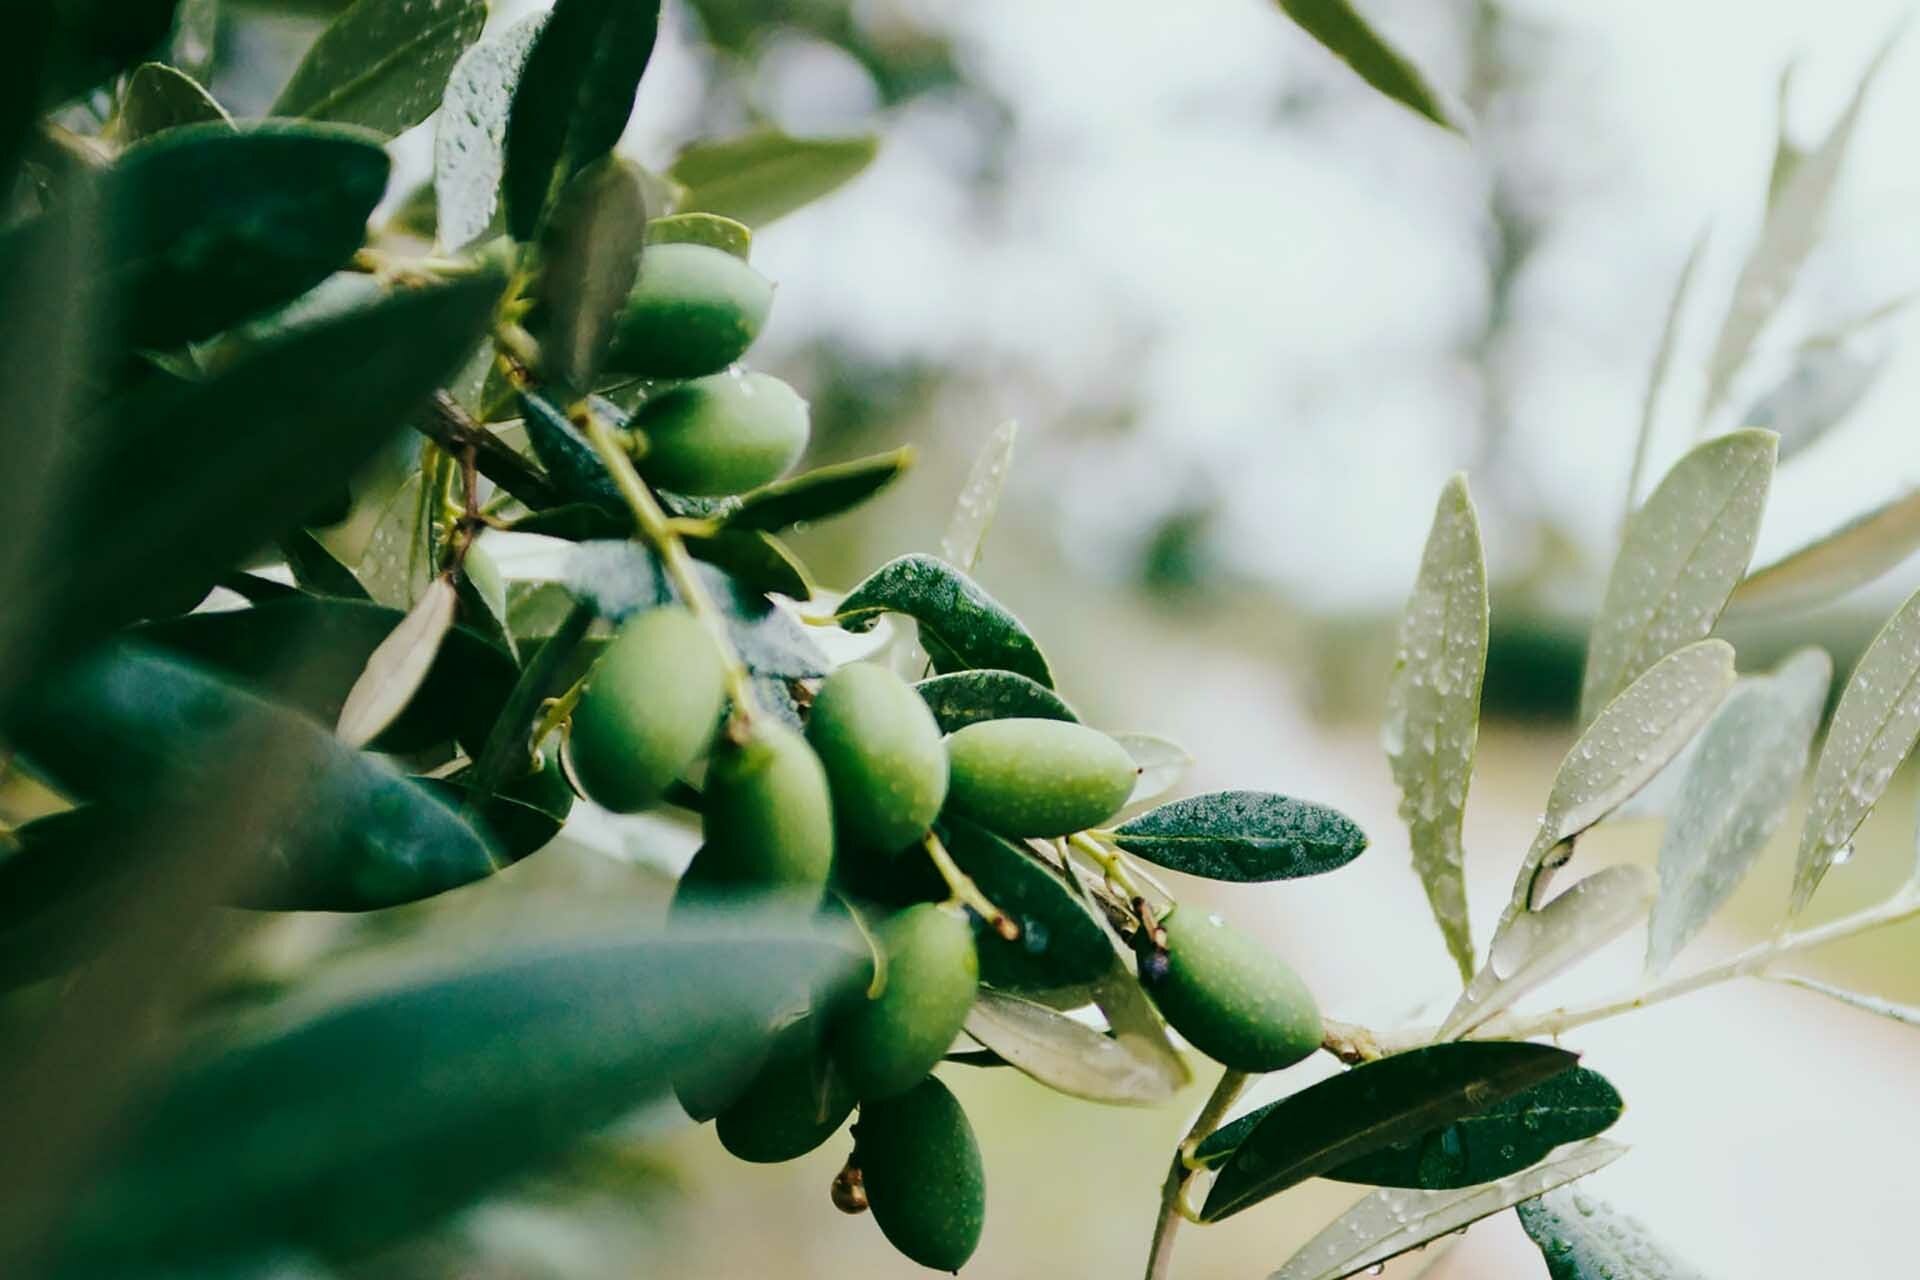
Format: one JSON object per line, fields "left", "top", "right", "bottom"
{"left": 1273, "top": 0, "right": 1455, "bottom": 129}
{"left": 334, "top": 575, "right": 460, "bottom": 748}
{"left": 435, "top": 12, "right": 546, "bottom": 249}
{"left": 272, "top": 0, "right": 486, "bottom": 136}
{"left": 1773, "top": 973, "right": 1920, "bottom": 1029}
{"left": 669, "top": 130, "right": 878, "bottom": 227}
{"left": 942, "top": 817, "right": 1113, "bottom": 990}
{"left": 832, "top": 554, "right": 1053, "bottom": 687}
{"left": 1109, "top": 791, "right": 1367, "bottom": 883}
{"left": 1728, "top": 488, "right": 1920, "bottom": 618}
{"left": 941, "top": 420, "right": 1018, "bottom": 574}
{"left": 1518, "top": 1187, "right": 1709, "bottom": 1280}
{"left": 117, "top": 61, "right": 231, "bottom": 141}
{"left": 964, "top": 988, "right": 1180, "bottom": 1105}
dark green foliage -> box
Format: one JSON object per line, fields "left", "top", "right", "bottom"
{"left": 833, "top": 554, "right": 1054, "bottom": 686}
{"left": 274, "top": 0, "right": 488, "bottom": 135}
{"left": 1111, "top": 790, "right": 1369, "bottom": 882}
{"left": 914, "top": 668, "right": 1077, "bottom": 733}
{"left": 940, "top": 817, "right": 1112, "bottom": 990}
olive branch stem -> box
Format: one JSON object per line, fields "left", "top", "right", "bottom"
{"left": 920, "top": 831, "right": 1019, "bottom": 941}
{"left": 1144, "top": 1067, "right": 1248, "bottom": 1280}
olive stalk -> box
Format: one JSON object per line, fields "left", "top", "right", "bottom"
{"left": 921, "top": 831, "right": 1019, "bottom": 942}
{"left": 464, "top": 599, "right": 594, "bottom": 813}
{"left": 1144, "top": 1067, "right": 1248, "bottom": 1280}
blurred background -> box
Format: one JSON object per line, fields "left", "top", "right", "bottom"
{"left": 163, "top": 0, "right": 1920, "bottom": 1274}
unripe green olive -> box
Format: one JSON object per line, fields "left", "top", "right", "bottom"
{"left": 808, "top": 664, "right": 949, "bottom": 853}
{"left": 831, "top": 903, "right": 978, "bottom": 1100}
{"left": 943, "top": 718, "right": 1138, "bottom": 837}
{"left": 604, "top": 242, "right": 772, "bottom": 378}
{"left": 857, "top": 1076, "right": 985, "bottom": 1272}
{"left": 567, "top": 607, "right": 725, "bottom": 814}
{"left": 716, "top": 1019, "right": 856, "bottom": 1163}
{"left": 1141, "top": 906, "right": 1321, "bottom": 1072}
{"left": 634, "top": 369, "right": 809, "bottom": 498}
{"left": 703, "top": 720, "right": 835, "bottom": 892}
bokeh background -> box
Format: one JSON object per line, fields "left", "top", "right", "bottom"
{"left": 192, "top": 0, "right": 1920, "bottom": 1274}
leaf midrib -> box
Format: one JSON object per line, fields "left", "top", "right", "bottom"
{"left": 277, "top": 1, "right": 482, "bottom": 122}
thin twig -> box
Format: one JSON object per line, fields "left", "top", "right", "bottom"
{"left": 922, "top": 831, "right": 1018, "bottom": 941}
{"left": 1144, "top": 1068, "right": 1248, "bottom": 1280}
{"left": 413, "top": 391, "right": 563, "bottom": 511}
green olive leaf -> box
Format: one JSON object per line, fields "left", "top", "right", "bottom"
{"left": 435, "top": 11, "right": 547, "bottom": 249}
{"left": 832, "top": 553, "right": 1053, "bottom": 688}
{"left": 941, "top": 420, "right": 1018, "bottom": 574}
{"left": 502, "top": 0, "right": 662, "bottom": 240}
{"left": 1275, "top": 0, "right": 1456, "bottom": 130}
{"left": 1383, "top": 473, "right": 1488, "bottom": 982}
{"left": 1110, "top": 791, "right": 1367, "bottom": 883}
{"left": 1622, "top": 232, "right": 1708, "bottom": 526}
{"left": 963, "top": 988, "right": 1181, "bottom": 1106}
{"left": 720, "top": 447, "right": 914, "bottom": 533}
{"left": 941, "top": 818, "right": 1114, "bottom": 990}
{"left": 117, "top": 61, "right": 231, "bottom": 141}
{"left": 1518, "top": 1187, "right": 1710, "bottom": 1280}
{"left": 334, "top": 575, "right": 461, "bottom": 748}
{"left": 1267, "top": 1138, "right": 1628, "bottom": 1280}
{"left": 1200, "top": 1041, "right": 1579, "bottom": 1222}
{"left": 1580, "top": 429, "right": 1774, "bottom": 724}
{"left": 1728, "top": 488, "right": 1920, "bottom": 618}
{"left": 683, "top": 528, "right": 814, "bottom": 601}
{"left": 1793, "top": 582, "right": 1920, "bottom": 915}
{"left": 645, "top": 211, "right": 751, "bottom": 258}
{"left": 534, "top": 156, "right": 649, "bottom": 391}
{"left": 914, "top": 670, "right": 1078, "bottom": 734}
{"left": 1647, "top": 648, "right": 1830, "bottom": 974}
{"left": 668, "top": 130, "right": 878, "bottom": 227}
{"left": 1111, "top": 731, "right": 1194, "bottom": 808}
{"left": 272, "top": 0, "right": 486, "bottom": 136}
{"left": 519, "top": 388, "right": 624, "bottom": 510}
{"left": 279, "top": 528, "right": 371, "bottom": 600}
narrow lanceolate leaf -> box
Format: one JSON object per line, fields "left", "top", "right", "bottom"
{"left": 722, "top": 448, "right": 914, "bottom": 532}
{"left": 1728, "top": 489, "right": 1920, "bottom": 618}
{"left": 963, "top": 988, "right": 1180, "bottom": 1105}
{"left": 942, "top": 421, "right": 1018, "bottom": 573}
{"left": 1623, "top": 232, "right": 1707, "bottom": 529}
{"left": 1110, "top": 791, "right": 1367, "bottom": 883}
{"left": 1384, "top": 474, "right": 1488, "bottom": 982}
{"left": 502, "top": 0, "right": 662, "bottom": 239}
{"left": 280, "top": 528, "right": 371, "bottom": 600}
{"left": 668, "top": 131, "right": 878, "bottom": 227}
{"left": 335, "top": 575, "right": 460, "bottom": 747}
{"left": 1267, "top": 1139, "right": 1627, "bottom": 1280}
{"left": 1647, "top": 649, "right": 1830, "bottom": 974}
{"left": 1518, "top": 1187, "right": 1710, "bottom": 1280}
{"left": 941, "top": 818, "right": 1114, "bottom": 990}
{"left": 435, "top": 12, "right": 546, "bottom": 249}
{"left": 118, "top": 61, "right": 231, "bottom": 140}
{"left": 1702, "top": 31, "right": 1900, "bottom": 411}
{"left": 1440, "top": 866, "right": 1654, "bottom": 1041}
{"left": 272, "top": 0, "right": 486, "bottom": 136}
{"left": 1089, "top": 961, "right": 1192, "bottom": 1094}
{"left": 1580, "top": 429, "right": 1775, "bottom": 724}
{"left": 1793, "top": 585, "right": 1920, "bottom": 915}
{"left": 683, "top": 528, "right": 813, "bottom": 601}
{"left": 1275, "top": 0, "right": 1455, "bottom": 130}
{"left": 1198, "top": 1066, "right": 1623, "bottom": 1190}
{"left": 646, "top": 211, "right": 751, "bottom": 258}
{"left": 832, "top": 553, "right": 1053, "bottom": 687}
{"left": 1774, "top": 973, "right": 1920, "bottom": 1028}
{"left": 534, "top": 156, "right": 648, "bottom": 390}
{"left": 1111, "top": 732, "right": 1195, "bottom": 808}
{"left": 1200, "top": 1041, "right": 1579, "bottom": 1223}
{"left": 914, "top": 670, "right": 1077, "bottom": 734}
{"left": 1743, "top": 340, "right": 1889, "bottom": 463}
{"left": 519, "top": 388, "right": 622, "bottom": 510}
{"left": 50, "top": 927, "right": 859, "bottom": 1269}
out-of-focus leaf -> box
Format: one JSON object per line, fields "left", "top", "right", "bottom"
{"left": 1581, "top": 429, "right": 1774, "bottom": 723}
{"left": 1518, "top": 1187, "right": 1709, "bottom": 1280}
{"left": 1703, "top": 30, "right": 1900, "bottom": 410}
{"left": 1110, "top": 791, "right": 1367, "bottom": 883}
{"left": 1728, "top": 489, "right": 1920, "bottom": 618}
{"left": 280, "top": 528, "right": 371, "bottom": 600}
{"left": 272, "top": 0, "right": 485, "bottom": 135}
{"left": 334, "top": 575, "right": 460, "bottom": 747}
{"left": 646, "top": 210, "right": 751, "bottom": 258}
{"left": 49, "top": 926, "right": 859, "bottom": 1269}
{"left": 1200, "top": 1041, "right": 1579, "bottom": 1222}
{"left": 1742, "top": 341, "right": 1888, "bottom": 462}
{"left": 1793, "top": 584, "right": 1920, "bottom": 915}
{"left": 435, "top": 11, "right": 546, "bottom": 249}
{"left": 941, "top": 420, "right": 1017, "bottom": 574}
{"left": 1442, "top": 865, "right": 1654, "bottom": 1041}
{"left": 1384, "top": 474, "right": 1487, "bottom": 982}
{"left": 721, "top": 447, "right": 913, "bottom": 532}
{"left": 1623, "top": 231, "right": 1706, "bottom": 528}
{"left": 914, "top": 670, "right": 1077, "bottom": 734}
{"left": 117, "top": 61, "right": 231, "bottom": 141}
{"left": 534, "top": 156, "right": 648, "bottom": 390}
{"left": 1647, "top": 649, "right": 1829, "bottom": 973}
{"left": 684, "top": 528, "right": 813, "bottom": 600}
{"left": 964, "top": 988, "right": 1180, "bottom": 1105}
{"left": 564, "top": 538, "right": 671, "bottom": 619}
{"left": 1266, "top": 1139, "right": 1627, "bottom": 1280}
{"left": 1111, "top": 731, "right": 1194, "bottom": 808}
{"left": 942, "top": 818, "right": 1113, "bottom": 990}
{"left": 42, "top": 0, "right": 180, "bottom": 107}
{"left": 502, "top": 0, "right": 662, "bottom": 239}
{"left": 1274, "top": 0, "right": 1455, "bottom": 129}
{"left": 668, "top": 130, "right": 877, "bottom": 226}
{"left": 1773, "top": 973, "right": 1920, "bottom": 1028}
{"left": 1767, "top": 63, "right": 1804, "bottom": 208}
{"left": 832, "top": 553, "right": 1052, "bottom": 687}
{"left": 1089, "top": 960, "right": 1191, "bottom": 1093}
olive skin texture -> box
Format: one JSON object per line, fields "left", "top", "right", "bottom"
{"left": 716, "top": 1020, "right": 857, "bottom": 1163}
{"left": 831, "top": 903, "right": 978, "bottom": 1100}
{"left": 703, "top": 721, "right": 835, "bottom": 892}
{"left": 604, "top": 242, "right": 772, "bottom": 379}
{"left": 858, "top": 1076, "right": 985, "bottom": 1272}
{"left": 1141, "top": 907, "right": 1321, "bottom": 1073}
{"left": 808, "top": 663, "right": 949, "bottom": 853}
{"left": 567, "top": 607, "right": 726, "bottom": 814}
{"left": 634, "top": 368, "right": 810, "bottom": 498}
{"left": 943, "top": 718, "right": 1138, "bottom": 838}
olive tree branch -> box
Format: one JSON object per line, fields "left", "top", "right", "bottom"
{"left": 1144, "top": 1068, "right": 1248, "bottom": 1280}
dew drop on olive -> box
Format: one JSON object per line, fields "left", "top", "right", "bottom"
{"left": 942, "top": 718, "right": 1138, "bottom": 838}
{"left": 831, "top": 902, "right": 977, "bottom": 1100}
{"left": 567, "top": 607, "right": 725, "bottom": 814}
{"left": 857, "top": 1076, "right": 985, "bottom": 1272}
{"left": 604, "top": 241, "right": 772, "bottom": 379}
{"left": 634, "top": 368, "right": 810, "bottom": 498}
{"left": 808, "top": 663, "right": 949, "bottom": 854}
{"left": 716, "top": 1018, "right": 857, "bottom": 1164}
{"left": 1140, "top": 906, "right": 1321, "bottom": 1073}
{"left": 703, "top": 720, "right": 835, "bottom": 893}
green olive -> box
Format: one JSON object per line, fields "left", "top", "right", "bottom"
{"left": 857, "top": 1076, "right": 985, "bottom": 1272}
{"left": 807, "top": 664, "right": 949, "bottom": 853}
{"left": 716, "top": 1019, "right": 857, "bottom": 1163}
{"left": 634, "top": 369, "right": 809, "bottom": 498}
{"left": 831, "top": 902, "right": 978, "bottom": 1100}
{"left": 703, "top": 720, "right": 835, "bottom": 892}
{"left": 604, "top": 241, "right": 772, "bottom": 378}
{"left": 943, "top": 718, "right": 1138, "bottom": 837}
{"left": 1141, "top": 906, "right": 1321, "bottom": 1072}
{"left": 567, "top": 607, "right": 725, "bottom": 814}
